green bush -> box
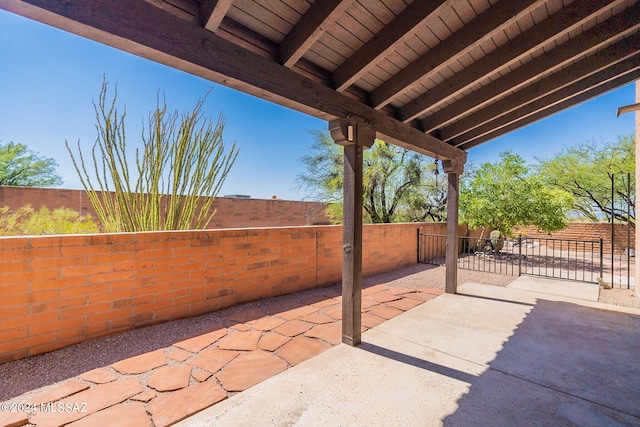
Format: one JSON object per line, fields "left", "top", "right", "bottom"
{"left": 0, "top": 205, "right": 99, "bottom": 236}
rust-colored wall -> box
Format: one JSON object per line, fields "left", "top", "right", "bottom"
{"left": 0, "top": 186, "right": 331, "bottom": 228}
{"left": 0, "top": 222, "right": 442, "bottom": 363}
{"left": 514, "top": 223, "right": 635, "bottom": 255}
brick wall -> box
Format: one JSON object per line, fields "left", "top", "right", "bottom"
{"left": 0, "top": 186, "right": 331, "bottom": 228}
{"left": 514, "top": 223, "right": 635, "bottom": 255}
{"left": 0, "top": 222, "right": 442, "bottom": 363}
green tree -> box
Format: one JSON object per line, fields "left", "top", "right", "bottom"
{"left": 460, "top": 151, "right": 573, "bottom": 236}
{"left": 0, "top": 205, "right": 99, "bottom": 235}
{"left": 297, "top": 130, "right": 435, "bottom": 223}
{"left": 66, "top": 80, "right": 238, "bottom": 232}
{"left": 0, "top": 141, "right": 62, "bottom": 187}
{"left": 537, "top": 135, "right": 635, "bottom": 225}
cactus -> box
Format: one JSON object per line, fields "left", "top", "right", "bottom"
{"left": 490, "top": 230, "right": 504, "bottom": 253}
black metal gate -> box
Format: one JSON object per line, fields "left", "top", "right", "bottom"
{"left": 418, "top": 233, "right": 606, "bottom": 284}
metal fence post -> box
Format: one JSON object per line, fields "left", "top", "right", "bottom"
{"left": 518, "top": 234, "right": 522, "bottom": 276}
{"left": 416, "top": 228, "right": 420, "bottom": 264}
{"left": 599, "top": 238, "right": 604, "bottom": 279}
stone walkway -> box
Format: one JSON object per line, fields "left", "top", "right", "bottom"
{"left": 1, "top": 284, "right": 442, "bottom": 427}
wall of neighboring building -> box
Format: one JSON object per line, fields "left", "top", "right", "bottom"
{"left": 0, "top": 186, "right": 331, "bottom": 228}
{"left": 0, "top": 222, "right": 443, "bottom": 363}
{"left": 514, "top": 223, "right": 635, "bottom": 255}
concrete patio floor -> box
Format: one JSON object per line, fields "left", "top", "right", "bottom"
{"left": 178, "top": 281, "right": 640, "bottom": 427}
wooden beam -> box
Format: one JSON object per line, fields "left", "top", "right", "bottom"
{"left": 143, "top": 0, "right": 197, "bottom": 23}
{"left": 440, "top": 34, "right": 640, "bottom": 145}
{"left": 442, "top": 159, "right": 463, "bottom": 294}
{"left": 423, "top": 2, "right": 640, "bottom": 133}
{"left": 449, "top": 56, "right": 640, "bottom": 147}
{"left": 458, "top": 69, "right": 640, "bottom": 151}
{"left": 330, "top": 119, "right": 375, "bottom": 346}
{"left": 199, "top": 0, "right": 233, "bottom": 32}
{"left": 0, "top": 0, "right": 466, "bottom": 163}
{"left": 332, "top": 0, "right": 445, "bottom": 92}
{"left": 280, "top": 0, "right": 355, "bottom": 69}
{"left": 369, "top": 0, "right": 544, "bottom": 110}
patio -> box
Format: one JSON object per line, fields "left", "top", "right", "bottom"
{"left": 180, "top": 280, "right": 640, "bottom": 426}
{"left": 1, "top": 266, "right": 639, "bottom": 426}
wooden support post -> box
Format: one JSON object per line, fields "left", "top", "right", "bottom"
{"left": 443, "top": 159, "right": 464, "bottom": 294}
{"left": 635, "top": 80, "right": 639, "bottom": 298}
{"left": 329, "top": 119, "right": 374, "bottom": 346}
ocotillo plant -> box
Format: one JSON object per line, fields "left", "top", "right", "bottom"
{"left": 67, "top": 80, "right": 238, "bottom": 232}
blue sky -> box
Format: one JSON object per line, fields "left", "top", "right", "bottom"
{"left": 0, "top": 9, "right": 636, "bottom": 200}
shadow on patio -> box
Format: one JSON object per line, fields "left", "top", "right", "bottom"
{"left": 179, "top": 282, "right": 640, "bottom": 426}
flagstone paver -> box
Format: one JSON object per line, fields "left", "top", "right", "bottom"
{"left": 0, "top": 412, "right": 27, "bottom": 427}
{"left": 323, "top": 305, "right": 343, "bottom": 320}
{"left": 362, "top": 284, "right": 389, "bottom": 296}
{"left": 173, "top": 327, "right": 227, "bottom": 353}
{"left": 28, "top": 380, "right": 89, "bottom": 404}
{"left": 249, "top": 316, "right": 286, "bottom": 331}
{"left": 111, "top": 349, "right": 166, "bottom": 375}
{"left": 226, "top": 323, "right": 251, "bottom": 332}
{"left": 166, "top": 348, "right": 192, "bottom": 362}
{"left": 273, "top": 319, "right": 314, "bottom": 337}
{"left": 361, "top": 298, "right": 379, "bottom": 309}
{"left": 310, "top": 297, "right": 340, "bottom": 308}
{"left": 277, "top": 305, "right": 319, "bottom": 320}
{"left": 9, "top": 281, "right": 438, "bottom": 427}
{"left": 258, "top": 332, "right": 292, "bottom": 351}
{"left": 404, "top": 292, "right": 438, "bottom": 302}
{"left": 368, "top": 305, "right": 405, "bottom": 320}
{"left": 130, "top": 390, "right": 156, "bottom": 403}
{"left": 147, "top": 380, "right": 227, "bottom": 427}
{"left": 216, "top": 351, "right": 288, "bottom": 391}
{"left": 191, "top": 370, "right": 212, "bottom": 382}
{"left": 29, "top": 378, "right": 143, "bottom": 427}
{"left": 387, "top": 286, "right": 415, "bottom": 295}
{"left": 361, "top": 312, "right": 387, "bottom": 328}
{"left": 216, "top": 330, "right": 261, "bottom": 351}
{"left": 276, "top": 336, "right": 333, "bottom": 366}
{"left": 299, "top": 312, "right": 334, "bottom": 324}
{"left": 385, "top": 297, "right": 424, "bottom": 311}
{"left": 304, "top": 322, "right": 342, "bottom": 345}
{"left": 189, "top": 349, "right": 239, "bottom": 374}
{"left": 147, "top": 366, "right": 192, "bottom": 392}
{"left": 66, "top": 402, "right": 150, "bottom": 427}
{"left": 79, "top": 369, "right": 117, "bottom": 384}
{"left": 372, "top": 292, "right": 402, "bottom": 303}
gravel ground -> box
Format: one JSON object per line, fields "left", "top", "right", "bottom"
{"left": 0, "top": 263, "right": 636, "bottom": 402}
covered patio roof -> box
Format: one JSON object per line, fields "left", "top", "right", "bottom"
{"left": 1, "top": 0, "right": 638, "bottom": 346}
{"left": 2, "top": 0, "right": 638, "bottom": 162}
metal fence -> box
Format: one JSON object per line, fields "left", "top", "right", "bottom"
{"left": 418, "top": 233, "right": 615, "bottom": 284}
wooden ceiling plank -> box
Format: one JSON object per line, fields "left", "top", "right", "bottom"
{"left": 199, "top": 0, "right": 233, "bottom": 32}
{"left": 332, "top": 0, "right": 446, "bottom": 92}
{"left": 280, "top": 0, "right": 356, "bottom": 68}
{"left": 369, "top": 0, "right": 544, "bottom": 110}
{"left": 450, "top": 55, "right": 640, "bottom": 146}
{"left": 418, "top": 0, "right": 637, "bottom": 132}
{"left": 0, "top": 0, "right": 465, "bottom": 162}
{"left": 443, "top": 35, "right": 640, "bottom": 145}
{"left": 458, "top": 68, "right": 640, "bottom": 150}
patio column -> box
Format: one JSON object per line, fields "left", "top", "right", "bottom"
{"left": 329, "top": 119, "right": 375, "bottom": 346}
{"left": 443, "top": 159, "right": 464, "bottom": 294}
{"left": 635, "top": 80, "right": 639, "bottom": 298}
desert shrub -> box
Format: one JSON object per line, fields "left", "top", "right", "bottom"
{"left": 0, "top": 205, "right": 99, "bottom": 235}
